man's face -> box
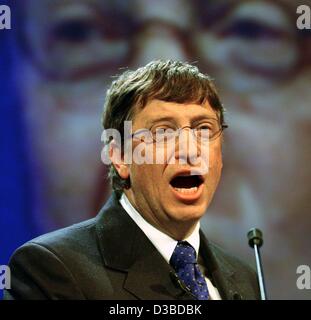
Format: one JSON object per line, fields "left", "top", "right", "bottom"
{"left": 122, "top": 100, "right": 223, "bottom": 238}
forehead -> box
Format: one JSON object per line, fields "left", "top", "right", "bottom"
{"left": 132, "top": 99, "right": 218, "bottom": 126}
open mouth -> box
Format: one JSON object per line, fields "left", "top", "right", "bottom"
{"left": 169, "top": 174, "right": 204, "bottom": 195}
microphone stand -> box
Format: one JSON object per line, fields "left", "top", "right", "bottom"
{"left": 247, "top": 228, "right": 267, "bottom": 300}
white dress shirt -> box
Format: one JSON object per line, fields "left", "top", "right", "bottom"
{"left": 120, "top": 193, "right": 221, "bottom": 300}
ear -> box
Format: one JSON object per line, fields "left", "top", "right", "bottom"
{"left": 109, "top": 139, "right": 130, "bottom": 180}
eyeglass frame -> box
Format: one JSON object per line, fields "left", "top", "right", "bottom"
{"left": 130, "top": 118, "right": 228, "bottom": 145}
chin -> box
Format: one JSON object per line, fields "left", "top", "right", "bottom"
{"left": 168, "top": 203, "right": 207, "bottom": 222}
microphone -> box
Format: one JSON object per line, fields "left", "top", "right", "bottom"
{"left": 247, "top": 228, "right": 267, "bottom": 300}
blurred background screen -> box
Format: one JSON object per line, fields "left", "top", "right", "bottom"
{"left": 1, "top": 0, "right": 310, "bottom": 299}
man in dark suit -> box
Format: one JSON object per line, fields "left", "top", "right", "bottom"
{"left": 4, "top": 60, "right": 260, "bottom": 300}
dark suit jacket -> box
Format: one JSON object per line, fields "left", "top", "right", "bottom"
{"left": 4, "top": 193, "right": 260, "bottom": 300}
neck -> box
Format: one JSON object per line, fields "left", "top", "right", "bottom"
{"left": 163, "top": 221, "right": 198, "bottom": 241}
{"left": 123, "top": 190, "right": 199, "bottom": 241}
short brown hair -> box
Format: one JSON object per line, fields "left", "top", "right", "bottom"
{"left": 102, "top": 60, "right": 225, "bottom": 197}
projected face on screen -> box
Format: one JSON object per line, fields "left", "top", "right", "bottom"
{"left": 192, "top": 0, "right": 311, "bottom": 242}
{"left": 16, "top": 0, "right": 311, "bottom": 299}
{"left": 193, "top": 0, "right": 311, "bottom": 299}
{"left": 17, "top": 0, "right": 135, "bottom": 227}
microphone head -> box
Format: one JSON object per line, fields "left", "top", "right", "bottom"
{"left": 247, "top": 228, "right": 264, "bottom": 248}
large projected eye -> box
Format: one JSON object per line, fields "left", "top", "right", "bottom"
{"left": 21, "top": 2, "right": 135, "bottom": 80}
{"left": 193, "top": 1, "right": 300, "bottom": 91}
{"left": 219, "top": 19, "right": 285, "bottom": 40}
{"left": 51, "top": 19, "right": 98, "bottom": 44}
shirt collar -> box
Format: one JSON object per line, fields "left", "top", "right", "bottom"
{"left": 119, "top": 193, "right": 200, "bottom": 264}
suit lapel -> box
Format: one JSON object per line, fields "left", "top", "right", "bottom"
{"left": 123, "top": 230, "right": 195, "bottom": 300}
{"left": 95, "top": 193, "right": 194, "bottom": 300}
{"left": 199, "top": 231, "right": 246, "bottom": 300}
{"left": 95, "top": 193, "right": 249, "bottom": 300}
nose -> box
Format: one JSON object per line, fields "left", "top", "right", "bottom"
{"left": 132, "top": 0, "right": 193, "bottom": 64}
{"left": 132, "top": 22, "right": 192, "bottom": 66}
{"left": 173, "top": 128, "right": 201, "bottom": 166}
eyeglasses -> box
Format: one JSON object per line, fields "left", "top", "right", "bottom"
{"left": 131, "top": 119, "right": 228, "bottom": 145}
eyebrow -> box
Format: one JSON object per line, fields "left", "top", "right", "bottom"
{"left": 145, "top": 114, "right": 219, "bottom": 128}
{"left": 145, "top": 116, "right": 177, "bottom": 128}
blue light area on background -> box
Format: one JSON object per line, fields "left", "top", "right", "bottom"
{"left": 0, "top": 10, "right": 38, "bottom": 299}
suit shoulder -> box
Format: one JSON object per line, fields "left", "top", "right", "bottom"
{"left": 14, "top": 218, "right": 97, "bottom": 260}
{"left": 208, "top": 241, "right": 260, "bottom": 299}
{"left": 5, "top": 220, "right": 97, "bottom": 300}
{"left": 209, "top": 241, "right": 256, "bottom": 275}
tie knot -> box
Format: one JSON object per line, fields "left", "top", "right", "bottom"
{"left": 170, "top": 241, "right": 197, "bottom": 270}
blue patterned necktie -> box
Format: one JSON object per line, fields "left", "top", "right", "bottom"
{"left": 170, "top": 241, "right": 209, "bottom": 300}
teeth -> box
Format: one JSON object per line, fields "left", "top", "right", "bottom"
{"left": 174, "top": 187, "right": 198, "bottom": 194}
